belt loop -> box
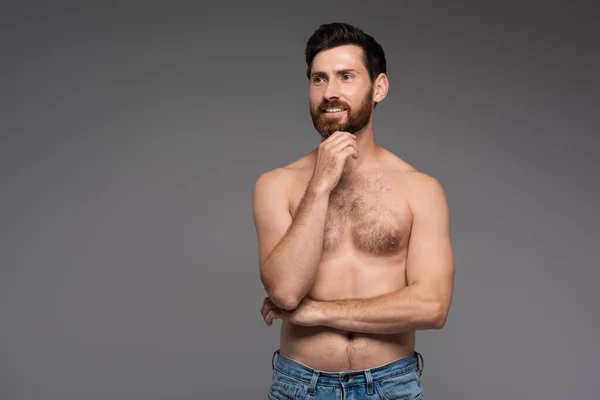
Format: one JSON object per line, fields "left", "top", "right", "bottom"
{"left": 416, "top": 351, "right": 424, "bottom": 376}
{"left": 272, "top": 349, "right": 280, "bottom": 370}
{"left": 365, "top": 369, "right": 373, "bottom": 395}
{"left": 309, "top": 371, "right": 320, "bottom": 395}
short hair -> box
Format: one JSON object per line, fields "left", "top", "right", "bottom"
{"left": 305, "top": 22, "right": 387, "bottom": 83}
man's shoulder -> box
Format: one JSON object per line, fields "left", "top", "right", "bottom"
{"left": 253, "top": 167, "right": 291, "bottom": 200}
{"left": 401, "top": 169, "right": 443, "bottom": 191}
{"left": 254, "top": 153, "right": 315, "bottom": 186}
{"left": 381, "top": 149, "right": 443, "bottom": 189}
{"left": 398, "top": 169, "right": 448, "bottom": 217}
{"left": 380, "top": 150, "right": 447, "bottom": 208}
{"left": 253, "top": 154, "right": 314, "bottom": 198}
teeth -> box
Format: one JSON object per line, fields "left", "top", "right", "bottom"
{"left": 325, "top": 108, "right": 344, "bottom": 112}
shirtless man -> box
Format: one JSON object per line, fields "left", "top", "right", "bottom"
{"left": 253, "top": 22, "right": 454, "bottom": 399}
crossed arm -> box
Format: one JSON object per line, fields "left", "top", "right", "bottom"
{"left": 259, "top": 173, "right": 455, "bottom": 334}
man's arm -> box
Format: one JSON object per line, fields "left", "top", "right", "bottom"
{"left": 252, "top": 168, "right": 330, "bottom": 310}
{"left": 313, "top": 174, "right": 455, "bottom": 334}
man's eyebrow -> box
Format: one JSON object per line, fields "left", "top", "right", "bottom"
{"left": 311, "top": 69, "right": 359, "bottom": 78}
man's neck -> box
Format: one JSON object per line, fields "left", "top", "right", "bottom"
{"left": 342, "top": 127, "right": 379, "bottom": 175}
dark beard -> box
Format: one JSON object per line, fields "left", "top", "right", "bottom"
{"left": 310, "top": 89, "right": 374, "bottom": 139}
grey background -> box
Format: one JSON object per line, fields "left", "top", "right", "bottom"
{"left": 1, "top": 1, "right": 599, "bottom": 399}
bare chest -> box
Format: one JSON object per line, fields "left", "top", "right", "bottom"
{"left": 292, "top": 173, "right": 411, "bottom": 256}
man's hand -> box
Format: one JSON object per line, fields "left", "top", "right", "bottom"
{"left": 260, "top": 296, "right": 324, "bottom": 327}
{"left": 309, "top": 131, "right": 358, "bottom": 195}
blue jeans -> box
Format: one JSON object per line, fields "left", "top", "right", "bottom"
{"left": 269, "top": 349, "right": 424, "bottom": 400}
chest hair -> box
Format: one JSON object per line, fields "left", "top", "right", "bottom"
{"left": 323, "top": 173, "right": 405, "bottom": 256}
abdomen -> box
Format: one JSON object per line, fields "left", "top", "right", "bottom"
{"left": 279, "top": 247, "right": 413, "bottom": 371}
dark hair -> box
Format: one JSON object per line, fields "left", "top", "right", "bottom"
{"left": 305, "top": 22, "right": 387, "bottom": 83}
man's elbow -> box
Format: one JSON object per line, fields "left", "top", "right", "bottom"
{"left": 261, "top": 277, "right": 300, "bottom": 310}
{"left": 270, "top": 291, "right": 301, "bottom": 310}
{"left": 429, "top": 301, "right": 450, "bottom": 330}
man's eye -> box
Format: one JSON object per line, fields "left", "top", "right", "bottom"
{"left": 343, "top": 74, "right": 353, "bottom": 80}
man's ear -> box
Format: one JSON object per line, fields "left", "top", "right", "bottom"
{"left": 373, "top": 73, "right": 389, "bottom": 103}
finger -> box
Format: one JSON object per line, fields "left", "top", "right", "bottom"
{"left": 322, "top": 130, "right": 346, "bottom": 143}
{"left": 267, "top": 308, "right": 287, "bottom": 326}
{"left": 332, "top": 137, "right": 358, "bottom": 153}
{"left": 340, "top": 145, "right": 359, "bottom": 160}
{"left": 334, "top": 142, "right": 359, "bottom": 159}
{"left": 265, "top": 309, "right": 279, "bottom": 326}
{"left": 265, "top": 310, "right": 273, "bottom": 325}
{"left": 323, "top": 132, "right": 356, "bottom": 147}
{"left": 262, "top": 302, "right": 278, "bottom": 322}
{"left": 260, "top": 297, "right": 269, "bottom": 314}
{"left": 261, "top": 297, "right": 276, "bottom": 313}
{"left": 262, "top": 302, "right": 272, "bottom": 319}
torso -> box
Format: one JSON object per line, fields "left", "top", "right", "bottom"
{"left": 278, "top": 147, "right": 419, "bottom": 372}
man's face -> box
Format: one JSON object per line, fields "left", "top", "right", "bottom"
{"left": 309, "top": 45, "right": 374, "bottom": 139}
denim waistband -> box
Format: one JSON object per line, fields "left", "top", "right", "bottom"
{"left": 271, "top": 349, "right": 424, "bottom": 389}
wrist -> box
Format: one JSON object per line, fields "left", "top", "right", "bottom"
{"left": 307, "top": 182, "right": 331, "bottom": 199}
{"left": 312, "top": 300, "right": 334, "bottom": 326}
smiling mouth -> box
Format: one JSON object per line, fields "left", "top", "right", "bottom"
{"left": 322, "top": 107, "right": 347, "bottom": 113}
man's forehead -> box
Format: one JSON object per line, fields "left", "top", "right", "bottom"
{"left": 311, "top": 45, "right": 366, "bottom": 73}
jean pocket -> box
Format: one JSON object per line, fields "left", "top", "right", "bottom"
{"left": 268, "top": 372, "right": 306, "bottom": 400}
{"left": 375, "top": 370, "right": 422, "bottom": 400}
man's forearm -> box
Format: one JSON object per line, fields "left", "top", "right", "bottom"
{"left": 315, "top": 285, "right": 447, "bottom": 334}
{"left": 261, "top": 185, "right": 330, "bottom": 310}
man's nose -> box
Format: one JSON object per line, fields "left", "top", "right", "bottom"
{"left": 323, "top": 80, "right": 341, "bottom": 99}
